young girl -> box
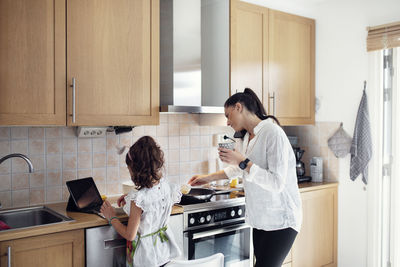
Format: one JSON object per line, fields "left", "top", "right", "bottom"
{"left": 100, "top": 136, "right": 182, "bottom": 267}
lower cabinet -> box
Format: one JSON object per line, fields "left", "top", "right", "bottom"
{"left": 292, "top": 185, "right": 338, "bottom": 267}
{"left": 0, "top": 229, "right": 84, "bottom": 267}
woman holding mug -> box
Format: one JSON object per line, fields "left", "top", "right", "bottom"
{"left": 188, "top": 88, "right": 302, "bottom": 267}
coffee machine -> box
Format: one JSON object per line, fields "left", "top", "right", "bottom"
{"left": 293, "top": 147, "right": 311, "bottom": 183}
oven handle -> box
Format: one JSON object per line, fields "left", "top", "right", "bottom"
{"left": 192, "top": 224, "right": 250, "bottom": 240}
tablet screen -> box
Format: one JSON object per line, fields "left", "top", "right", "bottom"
{"left": 66, "top": 177, "right": 103, "bottom": 210}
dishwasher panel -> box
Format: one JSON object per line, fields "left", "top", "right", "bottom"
{"left": 86, "top": 225, "right": 126, "bottom": 267}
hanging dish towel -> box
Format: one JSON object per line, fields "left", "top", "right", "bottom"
{"left": 328, "top": 123, "right": 352, "bottom": 158}
{"left": 350, "top": 89, "right": 372, "bottom": 185}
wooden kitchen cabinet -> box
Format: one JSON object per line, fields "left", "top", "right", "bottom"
{"left": 230, "top": 1, "right": 315, "bottom": 126}
{"left": 230, "top": 0, "right": 268, "bottom": 104}
{"left": 0, "top": 229, "right": 84, "bottom": 267}
{"left": 0, "top": 0, "right": 159, "bottom": 127}
{"left": 67, "top": 0, "right": 159, "bottom": 126}
{"left": 268, "top": 10, "right": 315, "bottom": 125}
{"left": 0, "top": 0, "right": 66, "bottom": 126}
{"left": 292, "top": 185, "right": 338, "bottom": 267}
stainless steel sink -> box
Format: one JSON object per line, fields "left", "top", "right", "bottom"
{"left": 0, "top": 206, "right": 74, "bottom": 231}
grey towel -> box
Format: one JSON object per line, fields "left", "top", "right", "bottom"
{"left": 350, "top": 89, "right": 372, "bottom": 185}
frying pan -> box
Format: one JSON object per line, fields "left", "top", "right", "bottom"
{"left": 183, "top": 188, "right": 231, "bottom": 201}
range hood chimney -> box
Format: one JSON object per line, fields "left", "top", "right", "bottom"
{"left": 160, "top": 0, "right": 229, "bottom": 113}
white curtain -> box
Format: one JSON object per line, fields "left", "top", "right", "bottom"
{"left": 367, "top": 50, "right": 384, "bottom": 267}
{"left": 392, "top": 47, "right": 400, "bottom": 267}
{"left": 367, "top": 48, "right": 400, "bottom": 267}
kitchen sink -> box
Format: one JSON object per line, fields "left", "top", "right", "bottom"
{"left": 0, "top": 206, "right": 74, "bottom": 231}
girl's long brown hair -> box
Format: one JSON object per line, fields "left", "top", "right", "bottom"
{"left": 125, "top": 136, "right": 165, "bottom": 189}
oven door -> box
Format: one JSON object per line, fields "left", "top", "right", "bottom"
{"left": 184, "top": 222, "right": 253, "bottom": 267}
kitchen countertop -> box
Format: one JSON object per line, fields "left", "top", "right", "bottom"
{"left": 0, "top": 182, "right": 336, "bottom": 242}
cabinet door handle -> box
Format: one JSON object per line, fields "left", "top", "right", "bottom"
{"left": 269, "top": 92, "right": 276, "bottom": 116}
{"left": 7, "top": 246, "right": 11, "bottom": 267}
{"left": 71, "top": 78, "right": 76, "bottom": 123}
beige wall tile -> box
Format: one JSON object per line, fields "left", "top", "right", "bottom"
{"left": 29, "top": 140, "right": 45, "bottom": 155}
{"left": 30, "top": 172, "right": 45, "bottom": 188}
{"left": 12, "top": 173, "right": 29, "bottom": 190}
{"left": 200, "top": 126, "right": 210, "bottom": 136}
{"left": 0, "top": 128, "right": 10, "bottom": 140}
{"left": 12, "top": 189, "right": 29, "bottom": 207}
{"left": 93, "top": 168, "right": 106, "bottom": 184}
{"left": 156, "top": 124, "right": 168, "bottom": 137}
{"left": 179, "top": 124, "right": 191, "bottom": 136}
{"left": 78, "top": 169, "right": 92, "bottom": 179}
{"left": 168, "top": 163, "right": 180, "bottom": 176}
{"left": 46, "top": 154, "right": 61, "bottom": 170}
{"left": 11, "top": 127, "right": 28, "bottom": 139}
{"left": 62, "top": 170, "right": 77, "bottom": 183}
{"left": 46, "top": 187, "right": 62, "bottom": 203}
{"left": 107, "top": 154, "right": 118, "bottom": 167}
{"left": 93, "top": 138, "right": 107, "bottom": 152}
{"left": 0, "top": 140, "right": 10, "bottom": 157}
{"left": 168, "top": 149, "right": 180, "bottom": 163}
{"left": 46, "top": 139, "right": 61, "bottom": 154}
{"left": 0, "top": 160, "right": 11, "bottom": 174}
{"left": 63, "top": 155, "right": 77, "bottom": 170}
{"left": 190, "top": 149, "right": 202, "bottom": 162}
{"left": 106, "top": 183, "right": 122, "bottom": 195}
{"left": 169, "top": 137, "right": 180, "bottom": 149}
{"left": 29, "top": 155, "right": 45, "bottom": 172}
{"left": 160, "top": 114, "right": 168, "bottom": 123}
{"left": 156, "top": 136, "right": 168, "bottom": 150}
{"left": 190, "top": 125, "right": 200, "bottom": 136}
{"left": 63, "top": 138, "right": 77, "bottom": 154}
{"left": 47, "top": 171, "right": 61, "bottom": 186}
{"left": 29, "top": 128, "right": 44, "bottom": 139}
{"left": 30, "top": 188, "right": 45, "bottom": 205}
{"left": 201, "top": 136, "right": 210, "bottom": 148}
{"left": 120, "top": 134, "right": 132, "bottom": 147}
{"left": 107, "top": 168, "right": 119, "bottom": 183}
{"left": 144, "top": 126, "right": 157, "bottom": 136}
{"left": 106, "top": 136, "right": 118, "bottom": 150}
{"left": 78, "top": 153, "right": 92, "bottom": 169}
{"left": 132, "top": 126, "right": 145, "bottom": 136}
{"left": 168, "top": 124, "right": 179, "bottom": 136}
{"left": 0, "top": 191, "right": 11, "bottom": 208}
{"left": 119, "top": 166, "right": 130, "bottom": 180}
{"left": 12, "top": 158, "right": 32, "bottom": 173}
{"left": 179, "top": 149, "right": 190, "bottom": 162}
{"left": 179, "top": 162, "right": 191, "bottom": 176}
{"left": 180, "top": 136, "right": 190, "bottom": 148}
{"left": 45, "top": 128, "right": 61, "bottom": 139}
{"left": 190, "top": 136, "right": 201, "bottom": 148}
{"left": 93, "top": 153, "right": 106, "bottom": 168}
{"left": 78, "top": 139, "right": 92, "bottom": 153}
{"left": 62, "top": 186, "right": 70, "bottom": 201}
{"left": 0, "top": 174, "right": 11, "bottom": 191}
{"left": 11, "top": 140, "right": 28, "bottom": 154}
{"left": 62, "top": 128, "right": 76, "bottom": 138}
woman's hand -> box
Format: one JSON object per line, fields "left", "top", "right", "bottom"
{"left": 218, "top": 147, "right": 246, "bottom": 166}
{"left": 117, "top": 194, "right": 127, "bottom": 207}
{"left": 188, "top": 174, "right": 211, "bottom": 186}
{"left": 100, "top": 200, "right": 116, "bottom": 220}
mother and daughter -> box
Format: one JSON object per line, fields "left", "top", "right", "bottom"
{"left": 101, "top": 88, "right": 302, "bottom": 267}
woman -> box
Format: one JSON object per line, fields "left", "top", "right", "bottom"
{"left": 188, "top": 88, "right": 302, "bottom": 267}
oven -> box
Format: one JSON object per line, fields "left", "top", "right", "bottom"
{"left": 182, "top": 203, "right": 253, "bottom": 267}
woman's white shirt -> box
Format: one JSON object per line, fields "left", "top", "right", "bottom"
{"left": 123, "top": 179, "right": 182, "bottom": 267}
{"left": 224, "top": 119, "right": 302, "bottom": 232}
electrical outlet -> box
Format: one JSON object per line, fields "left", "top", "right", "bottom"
{"left": 76, "top": 127, "right": 107, "bottom": 138}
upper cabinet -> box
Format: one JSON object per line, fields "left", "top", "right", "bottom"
{"left": 269, "top": 10, "right": 315, "bottom": 125}
{"left": 0, "top": 0, "right": 159, "bottom": 126}
{"left": 230, "top": 0, "right": 315, "bottom": 125}
{"left": 67, "top": 0, "right": 159, "bottom": 126}
{"left": 230, "top": 0, "right": 268, "bottom": 104}
{"left": 0, "top": 0, "right": 66, "bottom": 126}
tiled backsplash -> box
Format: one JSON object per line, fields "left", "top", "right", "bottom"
{"left": 0, "top": 114, "right": 232, "bottom": 208}
{"left": 284, "top": 122, "right": 341, "bottom": 182}
{"left": 0, "top": 115, "right": 340, "bottom": 208}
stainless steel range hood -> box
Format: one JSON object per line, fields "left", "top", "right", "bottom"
{"left": 160, "top": 0, "right": 229, "bottom": 113}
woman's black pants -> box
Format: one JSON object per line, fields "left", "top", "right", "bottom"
{"left": 253, "top": 228, "right": 297, "bottom": 267}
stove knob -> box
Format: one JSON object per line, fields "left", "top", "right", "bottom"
{"left": 238, "top": 208, "right": 243, "bottom": 216}
{"left": 189, "top": 217, "right": 195, "bottom": 225}
{"left": 206, "top": 215, "right": 212, "bottom": 222}
{"left": 199, "top": 217, "right": 205, "bottom": 224}
{"left": 230, "top": 210, "right": 236, "bottom": 217}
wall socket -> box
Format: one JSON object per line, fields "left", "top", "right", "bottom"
{"left": 76, "top": 127, "right": 108, "bottom": 138}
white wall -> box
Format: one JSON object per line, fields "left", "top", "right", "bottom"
{"left": 243, "top": 0, "right": 400, "bottom": 266}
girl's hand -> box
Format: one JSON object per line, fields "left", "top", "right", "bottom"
{"left": 218, "top": 147, "right": 246, "bottom": 166}
{"left": 188, "top": 174, "right": 210, "bottom": 186}
{"left": 100, "top": 200, "right": 116, "bottom": 220}
{"left": 117, "top": 194, "right": 127, "bottom": 207}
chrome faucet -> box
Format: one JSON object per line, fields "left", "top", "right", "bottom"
{"left": 0, "top": 153, "right": 34, "bottom": 173}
